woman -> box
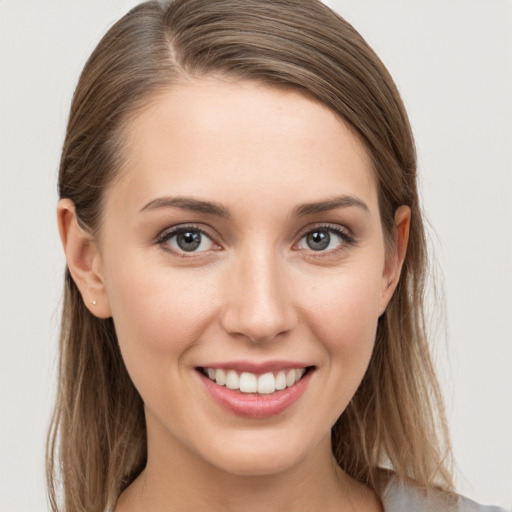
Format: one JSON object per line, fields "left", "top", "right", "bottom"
{"left": 47, "top": 1, "right": 506, "bottom": 511}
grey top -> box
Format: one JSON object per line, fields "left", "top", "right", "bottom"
{"left": 381, "top": 474, "right": 509, "bottom": 512}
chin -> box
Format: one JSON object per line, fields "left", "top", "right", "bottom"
{"left": 196, "top": 428, "right": 320, "bottom": 477}
{"left": 211, "top": 451, "right": 303, "bottom": 477}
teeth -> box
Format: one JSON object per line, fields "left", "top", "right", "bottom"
{"left": 225, "top": 370, "right": 239, "bottom": 390}
{"left": 286, "top": 369, "right": 296, "bottom": 387}
{"left": 239, "top": 372, "right": 257, "bottom": 393}
{"left": 205, "top": 367, "right": 308, "bottom": 394}
{"left": 275, "top": 371, "right": 287, "bottom": 390}
{"left": 257, "top": 372, "right": 275, "bottom": 394}
{"left": 215, "top": 368, "right": 226, "bottom": 386}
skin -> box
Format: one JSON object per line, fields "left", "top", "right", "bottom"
{"left": 58, "top": 78, "right": 410, "bottom": 512}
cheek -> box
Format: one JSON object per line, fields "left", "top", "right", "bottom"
{"left": 290, "top": 267, "right": 384, "bottom": 432}
{"left": 104, "top": 258, "right": 220, "bottom": 360}
{"left": 103, "top": 261, "right": 224, "bottom": 431}
{"left": 301, "top": 268, "right": 382, "bottom": 364}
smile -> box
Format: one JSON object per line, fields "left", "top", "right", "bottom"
{"left": 201, "top": 367, "right": 307, "bottom": 395}
{"left": 197, "top": 365, "right": 314, "bottom": 419}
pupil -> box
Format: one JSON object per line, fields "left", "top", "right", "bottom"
{"left": 177, "top": 231, "right": 201, "bottom": 251}
{"left": 307, "top": 230, "right": 330, "bottom": 251}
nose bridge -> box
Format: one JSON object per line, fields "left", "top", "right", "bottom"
{"left": 221, "top": 244, "right": 296, "bottom": 343}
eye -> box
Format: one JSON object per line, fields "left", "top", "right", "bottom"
{"left": 158, "top": 227, "right": 216, "bottom": 254}
{"left": 297, "top": 226, "right": 353, "bottom": 253}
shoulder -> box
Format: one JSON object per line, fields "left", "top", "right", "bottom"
{"left": 378, "top": 472, "right": 508, "bottom": 512}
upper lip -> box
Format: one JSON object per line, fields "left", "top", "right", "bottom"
{"left": 197, "top": 360, "right": 313, "bottom": 374}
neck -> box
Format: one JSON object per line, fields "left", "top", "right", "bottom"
{"left": 116, "top": 414, "right": 381, "bottom": 512}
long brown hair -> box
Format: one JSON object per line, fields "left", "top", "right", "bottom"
{"left": 48, "top": 1, "right": 453, "bottom": 510}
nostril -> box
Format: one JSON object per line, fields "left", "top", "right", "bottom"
{"left": 220, "top": 301, "right": 297, "bottom": 343}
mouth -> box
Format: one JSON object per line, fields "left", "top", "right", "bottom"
{"left": 196, "top": 364, "right": 315, "bottom": 419}
{"left": 198, "top": 366, "right": 313, "bottom": 395}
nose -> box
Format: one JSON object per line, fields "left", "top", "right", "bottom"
{"left": 220, "top": 248, "right": 297, "bottom": 343}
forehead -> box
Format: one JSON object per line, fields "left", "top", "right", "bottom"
{"left": 106, "top": 77, "right": 377, "bottom": 216}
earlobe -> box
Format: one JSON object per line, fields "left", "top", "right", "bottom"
{"left": 378, "top": 205, "right": 411, "bottom": 316}
{"left": 57, "top": 199, "right": 112, "bottom": 318}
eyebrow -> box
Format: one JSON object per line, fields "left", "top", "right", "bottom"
{"left": 139, "top": 194, "right": 369, "bottom": 218}
{"left": 140, "top": 196, "right": 231, "bottom": 218}
{"left": 291, "top": 195, "right": 369, "bottom": 217}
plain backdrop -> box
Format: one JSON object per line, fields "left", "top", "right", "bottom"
{"left": 0, "top": 1, "right": 510, "bottom": 510}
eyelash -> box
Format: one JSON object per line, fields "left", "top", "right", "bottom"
{"left": 155, "top": 224, "right": 219, "bottom": 257}
{"left": 155, "top": 223, "right": 356, "bottom": 257}
{"left": 296, "top": 224, "right": 356, "bottom": 258}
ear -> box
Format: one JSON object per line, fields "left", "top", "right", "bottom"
{"left": 57, "top": 199, "right": 112, "bottom": 318}
{"left": 378, "top": 205, "right": 411, "bottom": 316}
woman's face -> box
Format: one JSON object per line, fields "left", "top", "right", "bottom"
{"left": 94, "top": 78, "right": 404, "bottom": 476}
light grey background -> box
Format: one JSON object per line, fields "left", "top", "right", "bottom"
{"left": 1, "top": 1, "right": 510, "bottom": 510}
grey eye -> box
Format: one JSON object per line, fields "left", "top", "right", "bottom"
{"left": 176, "top": 231, "right": 202, "bottom": 251}
{"left": 164, "top": 228, "right": 214, "bottom": 253}
{"left": 306, "top": 230, "right": 330, "bottom": 251}
{"left": 298, "top": 228, "right": 346, "bottom": 252}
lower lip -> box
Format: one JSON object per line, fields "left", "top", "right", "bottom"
{"left": 198, "top": 370, "right": 313, "bottom": 419}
